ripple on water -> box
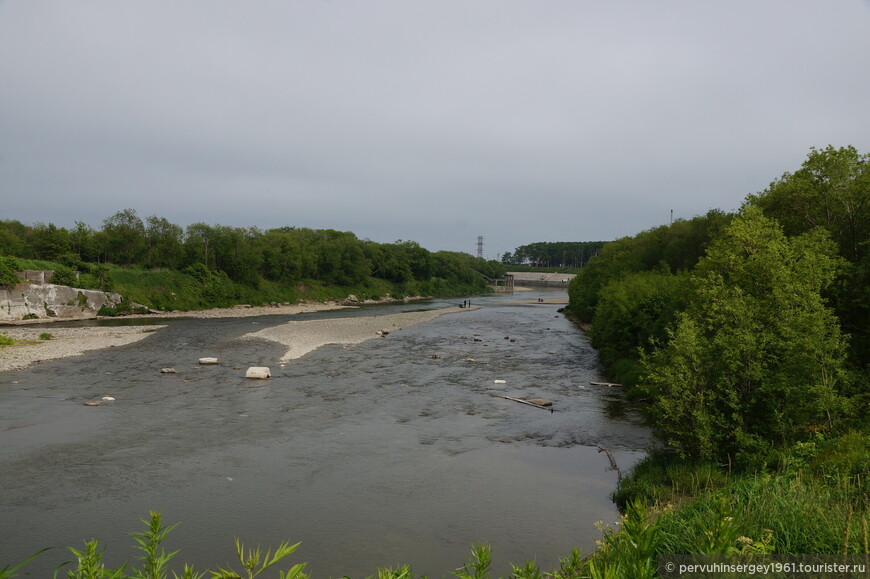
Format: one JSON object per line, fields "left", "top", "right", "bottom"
{"left": 0, "top": 294, "right": 652, "bottom": 577}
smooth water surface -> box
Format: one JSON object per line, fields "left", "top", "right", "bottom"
{"left": 0, "top": 291, "right": 652, "bottom": 577}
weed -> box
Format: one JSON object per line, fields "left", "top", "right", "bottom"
{"left": 0, "top": 547, "right": 53, "bottom": 579}
{"left": 453, "top": 543, "right": 491, "bottom": 579}
{"left": 210, "top": 538, "right": 307, "bottom": 579}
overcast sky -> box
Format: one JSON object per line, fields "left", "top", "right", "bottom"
{"left": 1, "top": 1, "right": 869, "bottom": 258}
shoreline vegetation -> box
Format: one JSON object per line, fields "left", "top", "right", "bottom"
{"left": 563, "top": 146, "right": 869, "bottom": 575}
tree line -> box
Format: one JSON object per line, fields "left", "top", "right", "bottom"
{"left": 0, "top": 211, "right": 507, "bottom": 307}
{"left": 501, "top": 240, "right": 606, "bottom": 267}
{"left": 566, "top": 145, "right": 869, "bottom": 465}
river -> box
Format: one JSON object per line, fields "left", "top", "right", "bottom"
{"left": 0, "top": 290, "right": 652, "bottom": 577}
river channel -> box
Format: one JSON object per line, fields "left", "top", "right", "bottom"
{"left": 0, "top": 290, "right": 653, "bottom": 577}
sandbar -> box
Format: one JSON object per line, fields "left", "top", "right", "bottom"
{"left": 243, "top": 306, "right": 468, "bottom": 361}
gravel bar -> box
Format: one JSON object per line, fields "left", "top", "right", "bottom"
{"left": 0, "top": 326, "right": 164, "bottom": 372}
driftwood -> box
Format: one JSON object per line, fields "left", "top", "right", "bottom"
{"left": 597, "top": 446, "right": 622, "bottom": 481}
{"left": 590, "top": 381, "right": 622, "bottom": 387}
{"left": 498, "top": 396, "right": 554, "bottom": 413}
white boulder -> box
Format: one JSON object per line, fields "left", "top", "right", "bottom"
{"left": 245, "top": 366, "right": 271, "bottom": 379}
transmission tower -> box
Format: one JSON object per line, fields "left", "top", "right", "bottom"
{"left": 476, "top": 236, "right": 484, "bottom": 259}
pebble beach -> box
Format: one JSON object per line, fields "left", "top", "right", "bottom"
{"left": 0, "top": 326, "right": 166, "bottom": 372}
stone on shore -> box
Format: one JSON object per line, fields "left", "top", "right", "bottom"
{"left": 199, "top": 357, "right": 219, "bottom": 365}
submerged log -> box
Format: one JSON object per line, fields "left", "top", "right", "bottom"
{"left": 498, "top": 395, "right": 554, "bottom": 413}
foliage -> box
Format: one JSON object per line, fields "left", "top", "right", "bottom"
{"left": 0, "top": 255, "right": 20, "bottom": 286}
{"left": 502, "top": 241, "right": 607, "bottom": 268}
{"left": 2, "top": 485, "right": 868, "bottom": 579}
{"left": 453, "top": 543, "right": 492, "bottom": 579}
{"left": 591, "top": 436, "right": 868, "bottom": 574}
{"left": 747, "top": 145, "right": 870, "bottom": 262}
{"left": 747, "top": 145, "right": 870, "bottom": 366}
{"left": 102, "top": 209, "right": 147, "bottom": 266}
{"left": 98, "top": 298, "right": 149, "bottom": 317}
{"left": 640, "top": 207, "right": 851, "bottom": 462}
{"left": 0, "top": 333, "right": 14, "bottom": 346}
{"left": 210, "top": 539, "right": 306, "bottom": 579}
{"left": 566, "top": 210, "right": 732, "bottom": 322}
{"left": 0, "top": 213, "right": 507, "bottom": 311}
{"left": 0, "top": 548, "right": 53, "bottom": 579}
{"left": 589, "top": 271, "right": 691, "bottom": 389}
{"left": 39, "top": 332, "right": 52, "bottom": 340}
{"left": 50, "top": 265, "right": 80, "bottom": 287}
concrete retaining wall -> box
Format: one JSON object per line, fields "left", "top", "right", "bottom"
{"left": 0, "top": 283, "right": 124, "bottom": 322}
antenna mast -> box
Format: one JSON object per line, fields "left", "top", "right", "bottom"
{"left": 476, "top": 236, "right": 484, "bottom": 259}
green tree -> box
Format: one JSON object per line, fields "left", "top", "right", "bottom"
{"left": 70, "top": 221, "right": 100, "bottom": 262}
{"left": 183, "top": 222, "right": 215, "bottom": 269}
{"left": 30, "top": 222, "right": 70, "bottom": 261}
{"left": 102, "top": 209, "right": 146, "bottom": 265}
{"left": 567, "top": 210, "right": 732, "bottom": 322}
{"left": 747, "top": 145, "right": 869, "bottom": 262}
{"left": 640, "top": 207, "right": 852, "bottom": 462}
{"left": 144, "top": 215, "right": 184, "bottom": 269}
{"left": 590, "top": 271, "right": 691, "bottom": 387}
{"left": 258, "top": 229, "right": 306, "bottom": 283}
{"left": 0, "top": 220, "right": 31, "bottom": 257}
{"left": 747, "top": 145, "right": 870, "bottom": 367}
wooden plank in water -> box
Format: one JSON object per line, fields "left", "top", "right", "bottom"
{"left": 497, "top": 395, "right": 554, "bottom": 412}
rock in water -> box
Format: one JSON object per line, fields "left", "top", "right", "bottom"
{"left": 528, "top": 398, "right": 553, "bottom": 407}
{"left": 245, "top": 367, "right": 271, "bottom": 379}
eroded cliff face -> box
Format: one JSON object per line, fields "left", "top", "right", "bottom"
{"left": 0, "top": 283, "right": 124, "bottom": 322}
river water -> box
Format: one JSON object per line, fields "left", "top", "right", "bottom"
{"left": 0, "top": 290, "right": 652, "bottom": 577}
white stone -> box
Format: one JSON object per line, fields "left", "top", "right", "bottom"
{"left": 245, "top": 366, "right": 271, "bottom": 379}
{"left": 199, "top": 357, "right": 219, "bottom": 365}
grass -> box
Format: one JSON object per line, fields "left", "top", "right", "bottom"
{"left": 606, "top": 430, "right": 869, "bottom": 566}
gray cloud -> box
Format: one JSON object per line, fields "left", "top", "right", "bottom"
{"left": 2, "top": 0, "right": 869, "bottom": 257}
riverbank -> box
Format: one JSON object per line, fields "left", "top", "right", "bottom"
{"left": 0, "top": 326, "right": 165, "bottom": 372}
{"left": 244, "top": 305, "right": 471, "bottom": 360}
